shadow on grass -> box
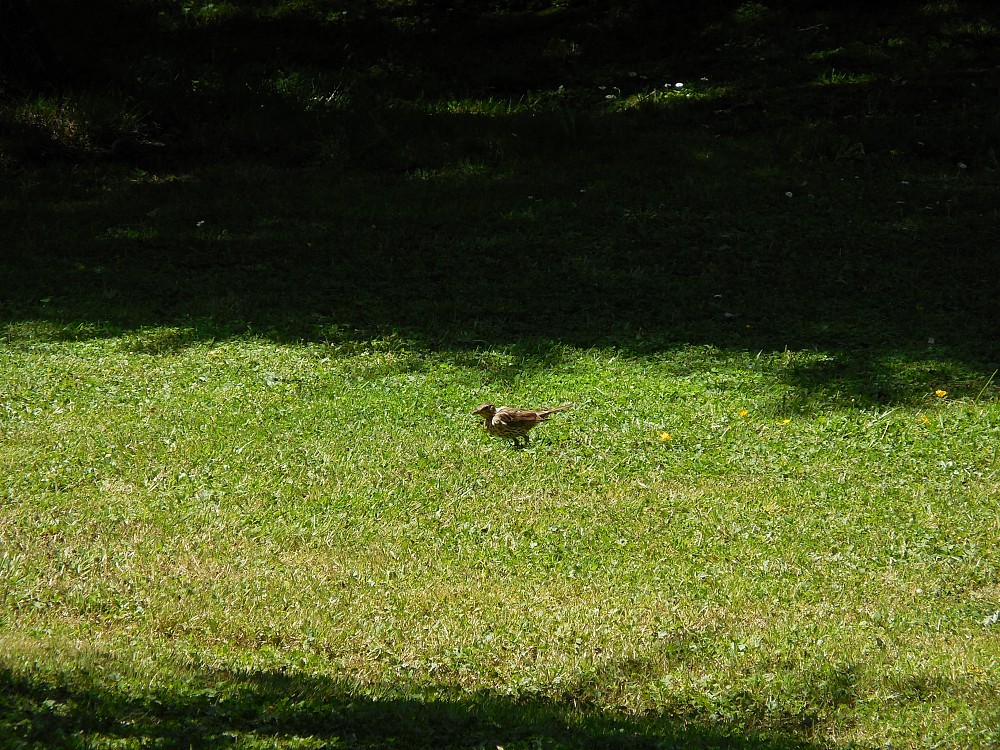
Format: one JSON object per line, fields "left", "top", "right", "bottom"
{"left": 2, "top": 115, "right": 998, "bottom": 409}
{"left": 2, "top": 0, "right": 999, "bottom": 407}
{"left": 0, "top": 659, "right": 850, "bottom": 750}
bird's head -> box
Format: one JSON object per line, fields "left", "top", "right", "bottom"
{"left": 472, "top": 403, "right": 496, "bottom": 418}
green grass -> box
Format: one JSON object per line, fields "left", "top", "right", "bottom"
{"left": 2, "top": 336, "right": 999, "bottom": 748}
{"left": 3, "top": 1, "right": 1000, "bottom": 748}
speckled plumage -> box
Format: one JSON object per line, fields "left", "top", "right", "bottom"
{"left": 472, "top": 403, "right": 571, "bottom": 447}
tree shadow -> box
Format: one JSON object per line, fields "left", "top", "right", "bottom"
{"left": 3, "top": 119, "right": 997, "bottom": 374}
{"left": 0, "top": 657, "right": 857, "bottom": 749}
{"left": 2, "top": 0, "right": 999, "bottom": 407}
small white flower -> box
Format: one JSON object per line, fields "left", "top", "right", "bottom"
{"left": 628, "top": 71, "right": 637, "bottom": 77}
{"left": 196, "top": 220, "right": 205, "bottom": 227}
{"left": 785, "top": 191, "right": 793, "bottom": 198}
{"left": 605, "top": 94, "right": 616, "bottom": 100}
{"left": 674, "top": 82, "right": 684, "bottom": 88}
{"left": 901, "top": 180, "right": 910, "bottom": 185}
{"left": 958, "top": 162, "right": 968, "bottom": 169}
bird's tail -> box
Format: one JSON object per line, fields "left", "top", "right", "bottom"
{"left": 541, "top": 403, "right": 573, "bottom": 416}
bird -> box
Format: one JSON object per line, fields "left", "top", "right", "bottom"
{"left": 472, "top": 403, "right": 571, "bottom": 447}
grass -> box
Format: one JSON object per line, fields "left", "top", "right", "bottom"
{"left": 2, "top": 337, "right": 998, "bottom": 748}
{"left": 3, "top": 1, "right": 1000, "bottom": 748}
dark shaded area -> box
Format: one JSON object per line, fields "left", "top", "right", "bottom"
{"left": 3, "top": 0, "right": 999, "bottom": 163}
{"left": 0, "top": 660, "right": 854, "bottom": 749}
{"left": 0, "top": 0, "right": 57, "bottom": 90}
{"left": 2, "top": 0, "right": 999, "bottom": 409}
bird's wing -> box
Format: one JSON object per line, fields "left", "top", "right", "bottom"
{"left": 495, "top": 407, "right": 546, "bottom": 424}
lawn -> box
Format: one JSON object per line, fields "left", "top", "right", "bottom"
{"left": 2, "top": 1, "right": 1000, "bottom": 748}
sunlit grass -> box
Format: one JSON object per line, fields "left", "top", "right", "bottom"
{"left": 815, "top": 70, "right": 879, "bottom": 87}
{"left": 2, "top": 328, "right": 999, "bottom": 746}
{"left": 613, "top": 84, "right": 729, "bottom": 111}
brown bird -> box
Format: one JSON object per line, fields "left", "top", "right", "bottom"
{"left": 472, "top": 403, "right": 571, "bottom": 447}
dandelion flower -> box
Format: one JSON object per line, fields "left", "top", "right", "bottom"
{"left": 919, "top": 415, "right": 931, "bottom": 424}
{"left": 659, "top": 432, "right": 673, "bottom": 441}
{"left": 739, "top": 409, "right": 749, "bottom": 417}
{"left": 780, "top": 418, "right": 791, "bottom": 424}
{"left": 935, "top": 389, "right": 947, "bottom": 398}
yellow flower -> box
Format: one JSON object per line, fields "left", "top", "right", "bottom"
{"left": 780, "top": 418, "right": 791, "bottom": 424}
{"left": 739, "top": 409, "right": 749, "bottom": 417}
{"left": 659, "top": 432, "right": 673, "bottom": 441}
{"left": 935, "top": 389, "right": 947, "bottom": 398}
{"left": 919, "top": 415, "right": 931, "bottom": 425}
